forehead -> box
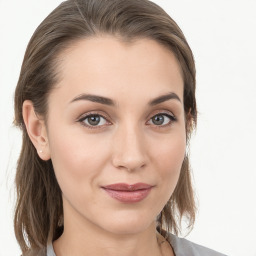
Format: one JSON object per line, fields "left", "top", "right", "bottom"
{"left": 52, "top": 36, "right": 184, "bottom": 104}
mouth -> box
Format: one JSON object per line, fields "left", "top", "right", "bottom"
{"left": 101, "top": 183, "right": 153, "bottom": 203}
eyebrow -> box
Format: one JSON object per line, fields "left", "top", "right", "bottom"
{"left": 149, "top": 92, "right": 181, "bottom": 106}
{"left": 70, "top": 92, "right": 181, "bottom": 106}
{"left": 70, "top": 94, "right": 115, "bottom": 106}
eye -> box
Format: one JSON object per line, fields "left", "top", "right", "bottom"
{"left": 78, "top": 113, "right": 110, "bottom": 128}
{"left": 148, "top": 113, "right": 176, "bottom": 127}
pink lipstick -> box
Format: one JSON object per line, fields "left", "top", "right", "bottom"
{"left": 102, "top": 183, "right": 153, "bottom": 203}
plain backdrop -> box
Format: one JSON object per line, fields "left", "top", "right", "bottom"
{"left": 1, "top": 0, "right": 256, "bottom": 255}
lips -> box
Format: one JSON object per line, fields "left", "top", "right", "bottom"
{"left": 101, "top": 183, "right": 153, "bottom": 203}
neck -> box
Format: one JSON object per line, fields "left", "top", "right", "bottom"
{"left": 54, "top": 222, "right": 163, "bottom": 256}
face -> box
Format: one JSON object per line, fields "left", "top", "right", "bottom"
{"left": 45, "top": 36, "right": 186, "bottom": 235}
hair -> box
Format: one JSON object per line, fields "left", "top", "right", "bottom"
{"left": 14, "top": 0, "right": 197, "bottom": 254}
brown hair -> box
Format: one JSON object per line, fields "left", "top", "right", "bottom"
{"left": 14, "top": 0, "right": 197, "bottom": 254}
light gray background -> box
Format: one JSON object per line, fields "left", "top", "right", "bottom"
{"left": 1, "top": 0, "right": 256, "bottom": 255}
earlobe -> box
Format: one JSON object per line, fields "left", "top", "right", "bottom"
{"left": 22, "top": 100, "right": 51, "bottom": 161}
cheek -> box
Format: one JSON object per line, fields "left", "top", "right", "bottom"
{"left": 154, "top": 132, "right": 186, "bottom": 170}
{"left": 153, "top": 133, "right": 186, "bottom": 198}
{"left": 47, "top": 128, "right": 110, "bottom": 197}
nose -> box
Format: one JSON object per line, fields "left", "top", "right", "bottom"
{"left": 111, "top": 125, "right": 147, "bottom": 172}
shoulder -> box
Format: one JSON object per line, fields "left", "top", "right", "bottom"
{"left": 168, "top": 233, "right": 228, "bottom": 256}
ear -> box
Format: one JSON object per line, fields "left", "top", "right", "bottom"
{"left": 22, "top": 100, "right": 51, "bottom": 161}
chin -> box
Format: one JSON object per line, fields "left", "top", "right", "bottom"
{"left": 96, "top": 210, "right": 156, "bottom": 235}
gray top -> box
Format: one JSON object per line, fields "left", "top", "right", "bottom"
{"left": 168, "top": 233, "right": 227, "bottom": 256}
{"left": 46, "top": 233, "right": 227, "bottom": 256}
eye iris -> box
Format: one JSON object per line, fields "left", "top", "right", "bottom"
{"left": 88, "top": 115, "right": 100, "bottom": 126}
{"left": 152, "top": 115, "right": 164, "bottom": 125}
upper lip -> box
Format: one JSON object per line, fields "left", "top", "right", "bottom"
{"left": 102, "top": 183, "right": 153, "bottom": 191}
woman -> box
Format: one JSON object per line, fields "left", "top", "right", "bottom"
{"left": 14, "top": 0, "right": 226, "bottom": 255}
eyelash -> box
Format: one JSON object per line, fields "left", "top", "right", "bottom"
{"left": 147, "top": 112, "right": 177, "bottom": 129}
{"left": 77, "top": 112, "right": 110, "bottom": 129}
{"left": 77, "top": 111, "right": 177, "bottom": 130}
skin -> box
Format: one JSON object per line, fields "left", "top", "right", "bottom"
{"left": 23, "top": 36, "right": 186, "bottom": 256}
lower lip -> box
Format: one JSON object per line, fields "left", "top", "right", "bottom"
{"left": 103, "top": 188, "right": 152, "bottom": 203}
